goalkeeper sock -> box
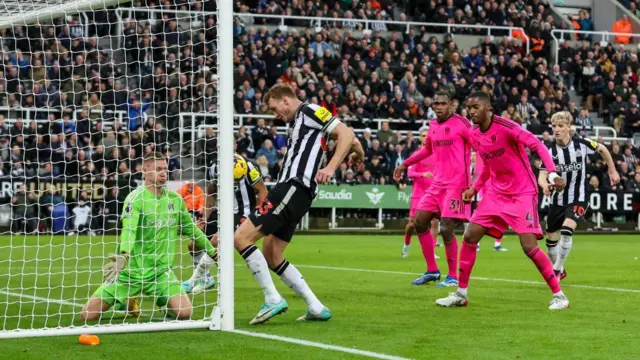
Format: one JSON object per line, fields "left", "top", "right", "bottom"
{"left": 192, "top": 250, "right": 211, "bottom": 279}
{"left": 273, "top": 260, "right": 324, "bottom": 315}
{"left": 240, "top": 245, "right": 282, "bottom": 304}
{"left": 188, "top": 252, "right": 216, "bottom": 285}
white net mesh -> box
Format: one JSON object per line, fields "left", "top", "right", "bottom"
{"left": 0, "top": 0, "right": 223, "bottom": 336}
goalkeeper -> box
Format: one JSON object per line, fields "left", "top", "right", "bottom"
{"left": 80, "top": 152, "right": 217, "bottom": 321}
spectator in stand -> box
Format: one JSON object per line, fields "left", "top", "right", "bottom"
{"left": 11, "top": 184, "right": 37, "bottom": 234}
{"left": 126, "top": 93, "right": 152, "bottom": 131}
{"left": 70, "top": 198, "right": 93, "bottom": 235}
{"left": 177, "top": 182, "right": 206, "bottom": 218}
{"left": 256, "top": 139, "right": 277, "bottom": 167}
{"left": 268, "top": 126, "right": 286, "bottom": 152}
{"left": 613, "top": 15, "right": 633, "bottom": 44}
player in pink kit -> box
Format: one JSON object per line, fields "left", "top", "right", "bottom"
{"left": 394, "top": 91, "right": 472, "bottom": 287}
{"left": 435, "top": 91, "right": 570, "bottom": 310}
{"left": 472, "top": 152, "right": 507, "bottom": 252}
{"left": 403, "top": 128, "right": 440, "bottom": 259}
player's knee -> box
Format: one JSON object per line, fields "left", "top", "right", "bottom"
{"left": 80, "top": 306, "right": 100, "bottom": 321}
{"left": 405, "top": 222, "right": 415, "bottom": 234}
{"left": 175, "top": 307, "right": 192, "bottom": 320}
{"left": 414, "top": 218, "right": 429, "bottom": 234}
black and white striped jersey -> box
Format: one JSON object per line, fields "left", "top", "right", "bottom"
{"left": 207, "top": 154, "right": 262, "bottom": 217}
{"left": 542, "top": 136, "right": 598, "bottom": 206}
{"left": 277, "top": 103, "right": 340, "bottom": 196}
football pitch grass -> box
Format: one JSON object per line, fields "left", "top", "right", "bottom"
{"left": 1, "top": 234, "right": 639, "bottom": 360}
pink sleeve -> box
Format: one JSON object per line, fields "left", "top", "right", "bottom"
{"left": 407, "top": 166, "right": 421, "bottom": 179}
{"left": 514, "top": 127, "right": 558, "bottom": 173}
{"left": 404, "top": 138, "right": 432, "bottom": 168}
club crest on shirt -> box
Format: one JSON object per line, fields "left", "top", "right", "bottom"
{"left": 168, "top": 203, "right": 174, "bottom": 212}
{"left": 491, "top": 134, "right": 497, "bottom": 144}
{"left": 444, "top": 127, "right": 450, "bottom": 135}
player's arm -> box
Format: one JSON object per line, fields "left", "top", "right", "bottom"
{"left": 179, "top": 197, "right": 216, "bottom": 257}
{"left": 348, "top": 136, "right": 365, "bottom": 166}
{"left": 463, "top": 159, "right": 490, "bottom": 202}
{"left": 395, "top": 136, "right": 432, "bottom": 181}
{"left": 583, "top": 138, "right": 620, "bottom": 185}
{"left": 302, "top": 104, "right": 353, "bottom": 183}
{"left": 103, "top": 197, "right": 141, "bottom": 280}
{"left": 247, "top": 162, "right": 268, "bottom": 203}
{"left": 538, "top": 147, "right": 553, "bottom": 196}
{"left": 514, "top": 127, "right": 565, "bottom": 191}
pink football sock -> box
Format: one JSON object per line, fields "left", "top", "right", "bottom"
{"left": 444, "top": 237, "right": 459, "bottom": 279}
{"left": 527, "top": 247, "right": 562, "bottom": 294}
{"left": 404, "top": 234, "right": 412, "bottom": 246}
{"left": 494, "top": 237, "right": 502, "bottom": 246}
{"left": 418, "top": 232, "right": 439, "bottom": 273}
{"left": 458, "top": 241, "right": 478, "bottom": 289}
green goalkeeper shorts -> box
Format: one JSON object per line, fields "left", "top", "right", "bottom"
{"left": 93, "top": 270, "right": 185, "bottom": 308}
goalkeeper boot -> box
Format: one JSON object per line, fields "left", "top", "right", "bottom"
{"left": 127, "top": 298, "right": 141, "bottom": 317}
{"left": 192, "top": 274, "right": 216, "bottom": 294}
{"left": 249, "top": 298, "right": 288, "bottom": 325}
{"left": 437, "top": 275, "right": 459, "bottom": 288}
{"left": 435, "top": 291, "right": 469, "bottom": 307}
{"left": 297, "top": 306, "right": 332, "bottom": 322}
{"left": 412, "top": 271, "right": 441, "bottom": 285}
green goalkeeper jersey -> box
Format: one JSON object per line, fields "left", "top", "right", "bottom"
{"left": 118, "top": 185, "right": 214, "bottom": 282}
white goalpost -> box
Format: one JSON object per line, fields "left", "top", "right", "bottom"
{"left": 0, "top": 0, "right": 235, "bottom": 338}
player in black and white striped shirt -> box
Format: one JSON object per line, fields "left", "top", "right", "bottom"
{"left": 183, "top": 138, "right": 268, "bottom": 294}
{"left": 538, "top": 112, "right": 619, "bottom": 280}
{"left": 236, "top": 84, "right": 355, "bottom": 325}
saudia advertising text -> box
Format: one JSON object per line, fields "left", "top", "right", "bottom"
{"left": 313, "top": 185, "right": 413, "bottom": 209}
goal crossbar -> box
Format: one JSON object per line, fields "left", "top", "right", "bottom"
{"left": 0, "top": 0, "right": 124, "bottom": 29}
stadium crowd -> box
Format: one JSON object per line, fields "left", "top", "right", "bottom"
{"left": 2, "top": 0, "right": 640, "bottom": 231}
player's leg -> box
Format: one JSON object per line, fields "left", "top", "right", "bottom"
{"left": 234, "top": 218, "right": 287, "bottom": 324}
{"left": 411, "top": 209, "right": 441, "bottom": 285}
{"left": 437, "top": 217, "right": 459, "bottom": 287}
{"left": 403, "top": 216, "right": 415, "bottom": 258}
{"left": 552, "top": 202, "right": 584, "bottom": 279}
{"left": 436, "top": 222, "right": 486, "bottom": 307}
{"left": 155, "top": 271, "right": 193, "bottom": 320}
{"left": 430, "top": 218, "right": 441, "bottom": 247}
{"left": 519, "top": 233, "right": 569, "bottom": 309}
{"left": 493, "top": 236, "right": 508, "bottom": 251}
{"left": 183, "top": 236, "right": 218, "bottom": 294}
{"left": 512, "top": 195, "right": 568, "bottom": 309}
{"left": 80, "top": 297, "right": 112, "bottom": 321}
{"left": 544, "top": 204, "right": 563, "bottom": 272}
{"left": 263, "top": 231, "right": 331, "bottom": 322}
{"left": 81, "top": 280, "right": 140, "bottom": 321}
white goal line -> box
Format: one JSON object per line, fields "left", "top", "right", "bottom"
{"left": 0, "top": 290, "right": 413, "bottom": 360}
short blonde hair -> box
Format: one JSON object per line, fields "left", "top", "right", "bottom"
{"left": 263, "top": 84, "right": 297, "bottom": 104}
{"left": 551, "top": 111, "right": 573, "bottom": 126}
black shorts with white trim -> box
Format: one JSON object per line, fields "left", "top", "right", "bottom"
{"left": 248, "top": 180, "right": 313, "bottom": 242}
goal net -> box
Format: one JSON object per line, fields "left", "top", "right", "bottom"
{"left": 0, "top": 0, "right": 235, "bottom": 338}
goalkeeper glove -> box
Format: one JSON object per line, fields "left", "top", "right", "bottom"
{"left": 103, "top": 253, "right": 128, "bottom": 281}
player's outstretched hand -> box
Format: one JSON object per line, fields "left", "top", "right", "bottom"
{"left": 609, "top": 169, "right": 621, "bottom": 186}
{"left": 552, "top": 177, "right": 566, "bottom": 192}
{"left": 316, "top": 167, "right": 335, "bottom": 184}
{"left": 462, "top": 188, "right": 477, "bottom": 203}
{"left": 543, "top": 183, "right": 553, "bottom": 197}
{"left": 393, "top": 163, "right": 406, "bottom": 182}
{"left": 103, "top": 253, "right": 128, "bottom": 281}
{"left": 424, "top": 172, "right": 433, "bottom": 178}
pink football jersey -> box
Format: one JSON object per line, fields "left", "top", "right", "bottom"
{"left": 408, "top": 155, "right": 436, "bottom": 193}
{"left": 404, "top": 114, "right": 472, "bottom": 189}
{"left": 471, "top": 116, "right": 557, "bottom": 195}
